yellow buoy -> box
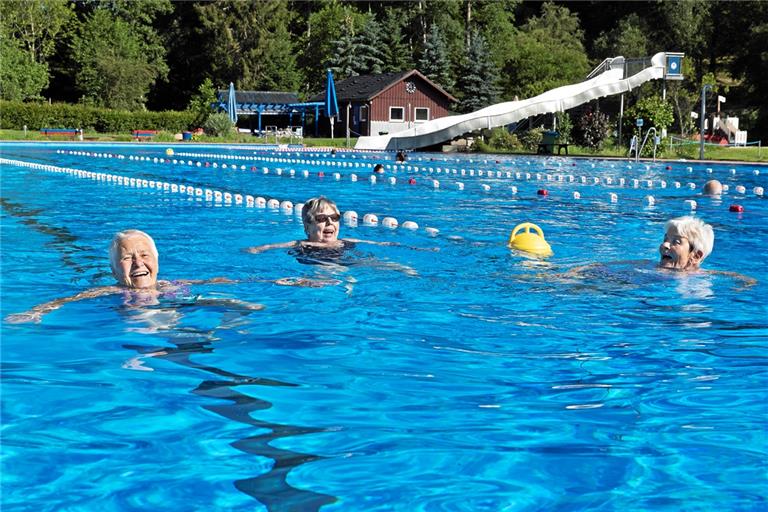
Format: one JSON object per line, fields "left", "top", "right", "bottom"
{"left": 508, "top": 222, "right": 553, "bottom": 257}
{"left": 165, "top": 148, "right": 174, "bottom": 156}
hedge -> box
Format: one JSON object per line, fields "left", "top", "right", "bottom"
{"left": 0, "top": 101, "right": 197, "bottom": 133}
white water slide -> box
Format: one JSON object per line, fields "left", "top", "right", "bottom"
{"left": 355, "top": 52, "right": 669, "bottom": 151}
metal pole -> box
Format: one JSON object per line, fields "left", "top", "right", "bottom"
{"left": 618, "top": 94, "right": 624, "bottom": 148}
{"left": 699, "top": 84, "right": 711, "bottom": 160}
{"left": 346, "top": 102, "right": 351, "bottom": 148}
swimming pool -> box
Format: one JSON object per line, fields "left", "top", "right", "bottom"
{"left": 2, "top": 142, "right": 766, "bottom": 511}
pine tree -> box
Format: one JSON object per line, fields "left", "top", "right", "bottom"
{"left": 456, "top": 30, "right": 501, "bottom": 113}
{"left": 329, "top": 16, "right": 360, "bottom": 79}
{"left": 381, "top": 9, "right": 413, "bottom": 73}
{"left": 418, "top": 23, "right": 454, "bottom": 92}
{"left": 356, "top": 16, "right": 385, "bottom": 74}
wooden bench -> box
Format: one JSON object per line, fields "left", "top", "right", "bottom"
{"left": 537, "top": 142, "right": 570, "bottom": 155}
{"left": 132, "top": 130, "right": 158, "bottom": 141}
{"left": 40, "top": 128, "right": 81, "bottom": 140}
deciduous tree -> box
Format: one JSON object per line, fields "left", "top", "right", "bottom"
{"left": 502, "top": 3, "right": 589, "bottom": 100}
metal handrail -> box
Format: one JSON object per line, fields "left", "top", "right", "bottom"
{"left": 586, "top": 57, "right": 615, "bottom": 80}
{"left": 636, "top": 127, "right": 659, "bottom": 162}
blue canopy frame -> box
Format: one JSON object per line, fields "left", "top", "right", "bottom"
{"left": 215, "top": 93, "right": 330, "bottom": 136}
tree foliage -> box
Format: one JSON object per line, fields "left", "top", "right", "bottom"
{"left": 195, "top": 0, "right": 301, "bottom": 92}
{"left": 298, "top": 1, "right": 366, "bottom": 93}
{"left": 456, "top": 31, "right": 500, "bottom": 113}
{"left": 575, "top": 109, "right": 611, "bottom": 150}
{"left": 0, "top": 38, "right": 49, "bottom": 101}
{"left": 380, "top": 9, "right": 413, "bottom": 73}
{"left": 623, "top": 95, "right": 675, "bottom": 134}
{"left": 592, "top": 14, "right": 649, "bottom": 59}
{"left": 71, "top": 10, "right": 156, "bottom": 110}
{"left": 418, "top": 24, "right": 455, "bottom": 93}
{"left": 0, "top": 0, "right": 764, "bottom": 140}
{"left": 0, "top": 0, "right": 75, "bottom": 100}
{"left": 503, "top": 3, "right": 589, "bottom": 100}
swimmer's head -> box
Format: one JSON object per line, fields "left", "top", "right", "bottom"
{"left": 302, "top": 197, "right": 341, "bottom": 243}
{"left": 373, "top": 164, "right": 384, "bottom": 174}
{"left": 109, "top": 229, "right": 159, "bottom": 288}
{"left": 658, "top": 216, "right": 714, "bottom": 271}
{"left": 703, "top": 179, "right": 723, "bottom": 196}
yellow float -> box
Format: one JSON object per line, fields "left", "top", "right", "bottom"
{"left": 508, "top": 222, "right": 553, "bottom": 257}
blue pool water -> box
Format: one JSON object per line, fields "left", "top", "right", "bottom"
{"left": 1, "top": 142, "right": 766, "bottom": 511}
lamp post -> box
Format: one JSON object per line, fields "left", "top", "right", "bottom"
{"left": 699, "top": 84, "right": 711, "bottom": 160}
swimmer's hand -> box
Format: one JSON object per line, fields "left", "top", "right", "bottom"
{"left": 5, "top": 311, "right": 43, "bottom": 324}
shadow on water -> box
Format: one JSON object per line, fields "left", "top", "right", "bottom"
{"left": 0, "top": 198, "right": 99, "bottom": 278}
{"left": 124, "top": 323, "right": 337, "bottom": 511}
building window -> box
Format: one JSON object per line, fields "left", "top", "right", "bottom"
{"left": 414, "top": 107, "right": 430, "bottom": 122}
{"left": 389, "top": 107, "right": 405, "bottom": 122}
{"left": 360, "top": 105, "right": 368, "bottom": 122}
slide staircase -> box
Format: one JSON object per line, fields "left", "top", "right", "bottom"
{"left": 355, "top": 52, "right": 670, "bottom": 151}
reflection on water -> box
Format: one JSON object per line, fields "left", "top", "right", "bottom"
{"left": 122, "top": 302, "right": 337, "bottom": 511}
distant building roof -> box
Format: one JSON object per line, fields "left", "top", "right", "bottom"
{"left": 217, "top": 90, "right": 300, "bottom": 105}
{"left": 309, "top": 70, "right": 457, "bottom": 103}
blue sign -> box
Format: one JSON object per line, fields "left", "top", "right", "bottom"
{"left": 666, "top": 54, "right": 684, "bottom": 79}
{"left": 636, "top": 118, "right": 644, "bottom": 127}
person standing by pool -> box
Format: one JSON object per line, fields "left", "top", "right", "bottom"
{"left": 6, "top": 229, "right": 262, "bottom": 323}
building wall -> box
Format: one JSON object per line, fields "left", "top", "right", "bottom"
{"left": 369, "top": 75, "right": 452, "bottom": 135}
{"left": 333, "top": 75, "right": 454, "bottom": 137}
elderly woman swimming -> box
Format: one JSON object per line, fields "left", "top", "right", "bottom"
{"left": 6, "top": 229, "right": 261, "bottom": 323}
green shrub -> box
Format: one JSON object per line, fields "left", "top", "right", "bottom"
{"left": 0, "top": 101, "right": 196, "bottom": 133}
{"left": 487, "top": 127, "right": 521, "bottom": 151}
{"left": 555, "top": 112, "right": 573, "bottom": 142}
{"left": 520, "top": 127, "right": 545, "bottom": 152}
{"left": 203, "top": 112, "right": 235, "bottom": 137}
{"left": 575, "top": 109, "right": 611, "bottom": 150}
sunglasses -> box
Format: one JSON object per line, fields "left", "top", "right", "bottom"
{"left": 314, "top": 213, "right": 340, "bottom": 223}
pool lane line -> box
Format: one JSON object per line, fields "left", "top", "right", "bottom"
{"left": 1, "top": 157, "right": 440, "bottom": 236}
{"left": 50, "top": 150, "right": 766, "bottom": 208}
{"left": 54, "top": 149, "right": 765, "bottom": 200}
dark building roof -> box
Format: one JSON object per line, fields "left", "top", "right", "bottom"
{"left": 309, "top": 70, "right": 457, "bottom": 103}
{"left": 217, "top": 90, "right": 300, "bottom": 104}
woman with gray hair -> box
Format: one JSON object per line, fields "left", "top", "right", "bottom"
{"left": 246, "top": 196, "right": 389, "bottom": 255}
{"left": 6, "top": 229, "right": 261, "bottom": 323}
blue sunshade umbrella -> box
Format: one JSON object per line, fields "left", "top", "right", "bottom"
{"left": 227, "top": 82, "right": 238, "bottom": 124}
{"left": 325, "top": 69, "right": 339, "bottom": 139}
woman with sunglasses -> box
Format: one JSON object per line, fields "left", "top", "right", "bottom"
{"left": 246, "top": 196, "right": 388, "bottom": 257}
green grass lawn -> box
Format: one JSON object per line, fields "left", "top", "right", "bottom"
{"left": 2, "top": 129, "right": 765, "bottom": 163}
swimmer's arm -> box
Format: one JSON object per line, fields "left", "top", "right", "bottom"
{"left": 244, "top": 241, "right": 297, "bottom": 254}
{"left": 563, "top": 259, "right": 650, "bottom": 278}
{"left": 194, "top": 297, "right": 265, "bottom": 311}
{"left": 343, "top": 238, "right": 438, "bottom": 251}
{"left": 710, "top": 270, "right": 757, "bottom": 290}
{"left": 344, "top": 237, "right": 397, "bottom": 246}
{"left": 172, "top": 277, "right": 238, "bottom": 286}
{"left": 5, "top": 286, "right": 121, "bottom": 323}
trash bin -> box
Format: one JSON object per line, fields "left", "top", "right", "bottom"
{"left": 540, "top": 130, "right": 559, "bottom": 154}
{"left": 182, "top": 131, "right": 192, "bottom": 141}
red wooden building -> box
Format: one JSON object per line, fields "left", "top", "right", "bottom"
{"left": 311, "top": 70, "right": 457, "bottom": 137}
